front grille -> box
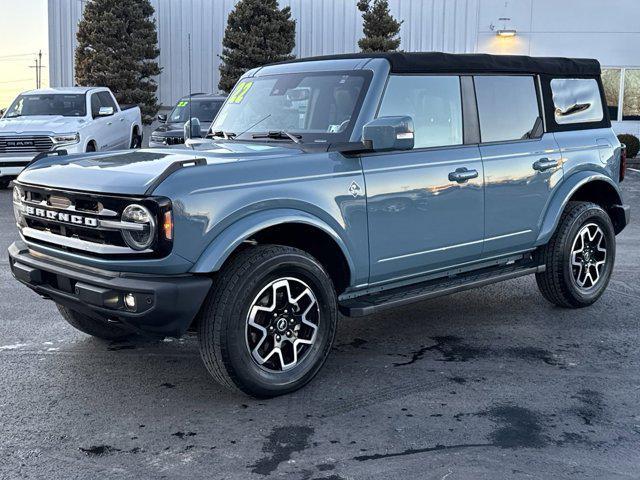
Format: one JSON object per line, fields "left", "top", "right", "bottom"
{"left": 166, "top": 136, "right": 185, "bottom": 145}
{"left": 14, "top": 184, "right": 172, "bottom": 258}
{"left": 0, "top": 135, "right": 53, "bottom": 154}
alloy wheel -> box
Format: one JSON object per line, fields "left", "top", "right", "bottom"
{"left": 570, "top": 222, "right": 607, "bottom": 291}
{"left": 245, "top": 277, "right": 319, "bottom": 372}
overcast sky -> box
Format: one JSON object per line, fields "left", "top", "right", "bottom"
{"left": 0, "top": 0, "right": 48, "bottom": 108}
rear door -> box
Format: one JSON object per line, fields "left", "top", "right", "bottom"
{"left": 475, "top": 75, "right": 563, "bottom": 258}
{"left": 362, "top": 75, "right": 484, "bottom": 285}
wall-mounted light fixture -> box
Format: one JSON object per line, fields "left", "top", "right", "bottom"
{"left": 495, "top": 17, "right": 516, "bottom": 37}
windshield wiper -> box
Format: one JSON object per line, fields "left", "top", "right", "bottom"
{"left": 252, "top": 131, "right": 302, "bottom": 144}
{"left": 209, "top": 130, "right": 236, "bottom": 140}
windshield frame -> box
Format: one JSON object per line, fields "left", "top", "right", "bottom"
{"left": 210, "top": 70, "right": 373, "bottom": 144}
{"left": 4, "top": 93, "right": 88, "bottom": 118}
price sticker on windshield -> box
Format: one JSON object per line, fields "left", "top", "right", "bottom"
{"left": 177, "top": 101, "right": 189, "bottom": 107}
{"left": 229, "top": 81, "right": 253, "bottom": 104}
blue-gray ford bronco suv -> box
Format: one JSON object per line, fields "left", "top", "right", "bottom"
{"left": 9, "top": 53, "right": 630, "bottom": 397}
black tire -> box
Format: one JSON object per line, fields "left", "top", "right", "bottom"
{"left": 198, "top": 245, "right": 338, "bottom": 398}
{"left": 0, "top": 177, "right": 11, "bottom": 189}
{"left": 56, "top": 304, "right": 132, "bottom": 340}
{"left": 536, "top": 201, "right": 616, "bottom": 308}
{"left": 130, "top": 132, "right": 142, "bottom": 149}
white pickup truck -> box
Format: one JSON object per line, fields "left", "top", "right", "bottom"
{"left": 0, "top": 87, "right": 142, "bottom": 188}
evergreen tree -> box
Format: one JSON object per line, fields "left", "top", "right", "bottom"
{"left": 357, "top": 0, "right": 402, "bottom": 52}
{"left": 218, "top": 0, "right": 296, "bottom": 93}
{"left": 75, "top": 0, "right": 162, "bottom": 124}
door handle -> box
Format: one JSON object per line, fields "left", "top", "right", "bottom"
{"left": 120, "top": 118, "right": 125, "bottom": 122}
{"left": 448, "top": 167, "right": 479, "bottom": 183}
{"left": 106, "top": 122, "right": 112, "bottom": 126}
{"left": 532, "top": 158, "right": 558, "bottom": 171}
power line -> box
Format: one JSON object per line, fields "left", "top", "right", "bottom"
{"left": 0, "top": 52, "right": 45, "bottom": 60}
{"left": 0, "top": 78, "right": 33, "bottom": 84}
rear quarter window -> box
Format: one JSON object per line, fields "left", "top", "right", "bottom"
{"left": 474, "top": 75, "right": 540, "bottom": 143}
{"left": 551, "top": 78, "right": 603, "bottom": 125}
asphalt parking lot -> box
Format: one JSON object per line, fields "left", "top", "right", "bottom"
{"left": 1, "top": 171, "right": 639, "bottom": 480}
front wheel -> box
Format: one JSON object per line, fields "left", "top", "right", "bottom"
{"left": 536, "top": 201, "right": 616, "bottom": 308}
{"left": 198, "top": 245, "right": 338, "bottom": 397}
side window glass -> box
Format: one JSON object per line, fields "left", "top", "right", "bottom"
{"left": 601, "top": 69, "right": 621, "bottom": 121}
{"left": 90, "top": 94, "right": 101, "bottom": 118}
{"left": 97, "top": 91, "right": 117, "bottom": 111}
{"left": 475, "top": 75, "right": 540, "bottom": 142}
{"left": 622, "top": 69, "right": 640, "bottom": 120}
{"left": 551, "top": 78, "right": 604, "bottom": 124}
{"left": 377, "top": 75, "right": 463, "bottom": 149}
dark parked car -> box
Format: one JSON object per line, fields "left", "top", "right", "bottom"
{"left": 149, "top": 93, "right": 225, "bottom": 147}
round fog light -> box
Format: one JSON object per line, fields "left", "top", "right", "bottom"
{"left": 124, "top": 293, "right": 137, "bottom": 309}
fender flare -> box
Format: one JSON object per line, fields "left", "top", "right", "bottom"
{"left": 535, "top": 171, "right": 623, "bottom": 246}
{"left": 190, "top": 208, "right": 356, "bottom": 277}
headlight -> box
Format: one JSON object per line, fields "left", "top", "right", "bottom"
{"left": 51, "top": 133, "right": 80, "bottom": 145}
{"left": 121, "top": 204, "right": 156, "bottom": 250}
{"left": 12, "top": 185, "right": 25, "bottom": 226}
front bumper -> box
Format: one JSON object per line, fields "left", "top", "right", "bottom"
{"left": 8, "top": 240, "right": 212, "bottom": 337}
{"left": 0, "top": 156, "right": 32, "bottom": 177}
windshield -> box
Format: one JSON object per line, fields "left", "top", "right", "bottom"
{"left": 211, "top": 71, "right": 371, "bottom": 143}
{"left": 4, "top": 94, "right": 86, "bottom": 117}
{"left": 168, "top": 98, "right": 224, "bottom": 123}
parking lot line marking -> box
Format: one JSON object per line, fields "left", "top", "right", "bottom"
{"left": 628, "top": 167, "right": 640, "bottom": 173}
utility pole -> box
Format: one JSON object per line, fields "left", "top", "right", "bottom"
{"left": 38, "top": 50, "right": 43, "bottom": 88}
{"left": 29, "top": 50, "right": 46, "bottom": 89}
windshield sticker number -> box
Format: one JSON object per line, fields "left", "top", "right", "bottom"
{"left": 229, "top": 82, "right": 253, "bottom": 104}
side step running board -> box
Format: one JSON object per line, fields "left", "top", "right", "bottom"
{"left": 339, "top": 263, "right": 545, "bottom": 317}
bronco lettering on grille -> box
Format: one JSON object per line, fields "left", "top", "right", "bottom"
{"left": 24, "top": 205, "right": 98, "bottom": 227}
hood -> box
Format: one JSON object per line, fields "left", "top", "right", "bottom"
{"left": 152, "top": 122, "right": 187, "bottom": 136}
{"left": 0, "top": 115, "right": 87, "bottom": 135}
{"left": 17, "top": 142, "right": 301, "bottom": 195}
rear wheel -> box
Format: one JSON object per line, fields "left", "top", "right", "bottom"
{"left": 198, "top": 245, "right": 338, "bottom": 397}
{"left": 56, "top": 304, "right": 132, "bottom": 340}
{"left": 536, "top": 201, "right": 615, "bottom": 308}
{"left": 130, "top": 131, "right": 142, "bottom": 148}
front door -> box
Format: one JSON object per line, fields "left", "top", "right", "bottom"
{"left": 363, "top": 75, "right": 485, "bottom": 285}
{"left": 474, "top": 75, "right": 563, "bottom": 257}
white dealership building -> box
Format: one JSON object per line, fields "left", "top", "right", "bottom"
{"left": 48, "top": 0, "right": 640, "bottom": 134}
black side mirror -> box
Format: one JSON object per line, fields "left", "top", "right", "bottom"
{"left": 362, "top": 116, "right": 415, "bottom": 151}
{"left": 158, "top": 113, "right": 167, "bottom": 122}
{"left": 184, "top": 117, "right": 202, "bottom": 139}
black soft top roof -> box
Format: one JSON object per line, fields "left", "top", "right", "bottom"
{"left": 282, "top": 52, "right": 601, "bottom": 77}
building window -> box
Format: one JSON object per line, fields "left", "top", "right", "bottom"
{"left": 601, "top": 68, "right": 621, "bottom": 121}
{"left": 378, "top": 75, "right": 463, "bottom": 149}
{"left": 474, "top": 75, "right": 539, "bottom": 143}
{"left": 550, "top": 78, "right": 603, "bottom": 125}
{"left": 623, "top": 69, "right": 640, "bottom": 121}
